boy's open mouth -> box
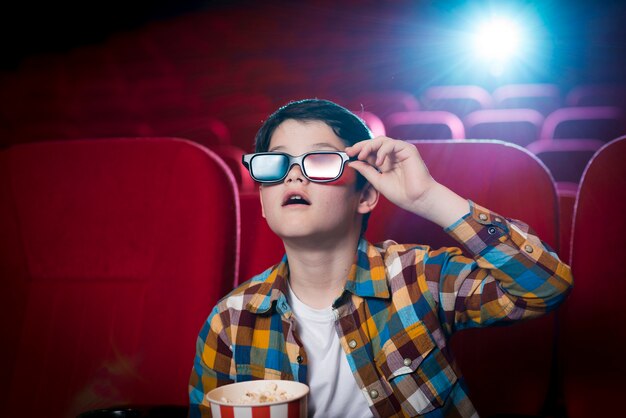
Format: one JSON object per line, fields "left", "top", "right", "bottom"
{"left": 282, "top": 193, "right": 311, "bottom": 206}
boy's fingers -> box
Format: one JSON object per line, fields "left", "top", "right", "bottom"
{"left": 347, "top": 137, "right": 383, "bottom": 155}
{"left": 357, "top": 139, "right": 385, "bottom": 162}
{"left": 345, "top": 138, "right": 376, "bottom": 155}
{"left": 348, "top": 161, "right": 381, "bottom": 188}
{"left": 375, "top": 140, "right": 398, "bottom": 166}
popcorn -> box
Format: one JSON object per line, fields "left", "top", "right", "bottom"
{"left": 221, "top": 382, "right": 295, "bottom": 405}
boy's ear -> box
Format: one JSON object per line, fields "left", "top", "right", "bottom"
{"left": 357, "top": 183, "right": 379, "bottom": 215}
{"left": 259, "top": 185, "right": 266, "bottom": 219}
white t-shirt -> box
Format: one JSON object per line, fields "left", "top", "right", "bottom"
{"left": 287, "top": 284, "right": 374, "bottom": 418}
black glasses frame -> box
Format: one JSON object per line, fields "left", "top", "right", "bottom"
{"left": 242, "top": 151, "right": 352, "bottom": 184}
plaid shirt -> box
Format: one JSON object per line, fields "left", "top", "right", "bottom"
{"left": 189, "top": 202, "right": 573, "bottom": 417}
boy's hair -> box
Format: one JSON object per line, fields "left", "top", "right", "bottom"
{"left": 254, "top": 98, "right": 374, "bottom": 234}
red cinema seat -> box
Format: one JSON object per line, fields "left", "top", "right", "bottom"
{"left": 540, "top": 106, "right": 626, "bottom": 142}
{"left": 349, "top": 90, "right": 420, "bottom": 121}
{"left": 561, "top": 136, "right": 626, "bottom": 418}
{"left": 525, "top": 139, "right": 605, "bottom": 263}
{"left": 209, "top": 144, "right": 257, "bottom": 193}
{"left": 464, "top": 108, "right": 544, "bottom": 147}
{"left": 0, "top": 138, "right": 239, "bottom": 418}
{"left": 352, "top": 110, "right": 386, "bottom": 138}
{"left": 421, "top": 85, "right": 493, "bottom": 118}
{"left": 237, "top": 191, "right": 284, "bottom": 285}
{"left": 565, "top": 84, "right": 626, "bottom": 108}
{"left": 492, "top": 83, "right": 562, "bottom": 116}
{"left": 526, "top": 138, "right": 605, "bottom": 184}
{"left": 555, "top": 184, "right": 577, "bottom": 265}
{"left": 385, "top": 111, "right": 465, "bottom": 140}
{"left": 366, "top": 140, "right": 560, "bottom": 417}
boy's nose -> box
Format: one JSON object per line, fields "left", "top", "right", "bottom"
{"left": 285, "top": 164, "right": 308, "bottom": 183}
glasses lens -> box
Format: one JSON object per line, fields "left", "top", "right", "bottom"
{"left": 303, "top": 153, "right": 343, "bottom": 181}
{"left": 251, "top": 154, "right": 289, "bottom": 182}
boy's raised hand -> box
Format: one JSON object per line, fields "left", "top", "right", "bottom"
{"left": 345, "top": 137, "right": 469, "bottom": 227}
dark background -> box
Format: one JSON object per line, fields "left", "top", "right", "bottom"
{"left": 1, "top": 0, "right": 625, "bottom": 87}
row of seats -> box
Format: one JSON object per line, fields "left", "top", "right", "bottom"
{"left": 3, "top": 136, "right": 621, "bottom": 417}
{"left": 2, "top": 84, "right": 624, "bottom": 148}
{"left": 360, "top": 104, "right": 625, "bottom": 145}
{"left": 354, "top": 84, "right": 626, "bottom": 118}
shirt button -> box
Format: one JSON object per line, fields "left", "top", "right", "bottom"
{"left": 369, "top": 389, "right": 379, "bottom": 399}
{"left": 348, "top": 339, "right": 357, "bottom": 349}
{"left": 479, "top": 213, "right": 488, "bottom": 221}
{"left": 403, "top": 358, "right": 412, "bottom": 366}
{"left": 524, "top": 245, "right": 534, "bottom": 254}
{"left": 487, "top": 227, "right": 497, "bottom": 235}
{"left": 296, "top": 355, "right": 303, "bottom": 364}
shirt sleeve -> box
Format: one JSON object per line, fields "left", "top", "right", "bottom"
{"left": 426, "top": 200, "right": 573, "bottom": 335}
{"left": 189, "top": 305, "right": 236, "bottom": 418}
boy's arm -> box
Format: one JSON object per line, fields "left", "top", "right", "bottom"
{"left": 189, "top": 306, "right": 235, "bottom": 418}
{"left": 430, "top": 201, "right": 573, "bottom": 333}
{"left": 347, "top": 137, "right": 573, "bottom": 332}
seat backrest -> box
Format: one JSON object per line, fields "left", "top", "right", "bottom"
{"left": 0, "top": 138, "right": 239, "bottom": 418}
{"left": 385, "top": 110, "right": 465, "bottom": 140}
{"left": 561, "top": 135, "right": 626, "bottom": 418}
{"left": 464, "top": 108, "right": 544, "bottom": 147}
{"left": 237, "top": 191, "right": 285, "bottom": 285}
{"left": 366, "top": 140, "right": 560, "bottom": 417}
{"left": 492, "top": 83, "right": 562, "bottom": 115}
{"left": 351, "top": 110, "right": 386, "bottom": 137}
{"left": 421, "top": 85, "right": 493, "bottom": 117}
{"left": 526, "top": 138, "right": 605, "bottom": 183}
{"left": 208, "top": 144, "right": 257, "bottom": 193}
{"left": 540, "top": 106, "right": 626, "bottom": 142}
{"left": 565, "top": 84, "right": 626, "bottom": 108}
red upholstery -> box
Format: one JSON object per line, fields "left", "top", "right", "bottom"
{"left": 464, "top": 108, "right": 544, "bottom": 147}
{"left": 352, "top": 110, "right": 386, "bottom": 138}
{"left": 556, "top": 184, "right": 577, "bottom": 265}
{"left": 385, "top": 111, "right": 466, "bottom": 140}
{"left": 492, "top": 83, "right": 562, "bottom": 116}
{"left": 237, "top": 191, "right": 284, "bottom": 285}
{"left": 561, "top": 136, "right": 626, "bottom": 418}
{"left": 526, "top": 138, "right": 605, "bottom": 184}
{"left": 0, "top": 138, "right": 239, "bottom": 417}
{"left": 209, "top": 144, "right": 256, "bottom": 193}
{"left": 540, "top": 106, "right": 626, "bottom": 142}
{"left": 366, "top": 140, "right": 560, "bottom": 417}
{"left": 421, "top": 85, "right": 493, "bottom": 118}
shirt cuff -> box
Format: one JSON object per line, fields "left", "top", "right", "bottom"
{"left": 444, "top": 200, "right": 510, "bottom": 256}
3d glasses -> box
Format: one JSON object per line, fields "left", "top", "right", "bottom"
{"left": 242, "top": 151, "right": 352, "bottom": 184}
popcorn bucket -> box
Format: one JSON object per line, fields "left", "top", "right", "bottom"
{"left": 206, "top": 380, "right": 309, "bottom": 418}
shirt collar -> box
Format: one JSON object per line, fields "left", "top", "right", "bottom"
{"left": 245, "top": 238, "right": 390, "bottom": 314}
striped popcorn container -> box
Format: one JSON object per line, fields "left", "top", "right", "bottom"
{"left": 207, "top": 380, "right": 309, "bottom": 418}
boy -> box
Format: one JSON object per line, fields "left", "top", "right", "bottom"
{"left": 189, "top": 99, "right": 573, "bottom": 417}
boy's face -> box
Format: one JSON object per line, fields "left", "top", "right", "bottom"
{"left": 259, "top": 119, "right": 374, "bottom": 244}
